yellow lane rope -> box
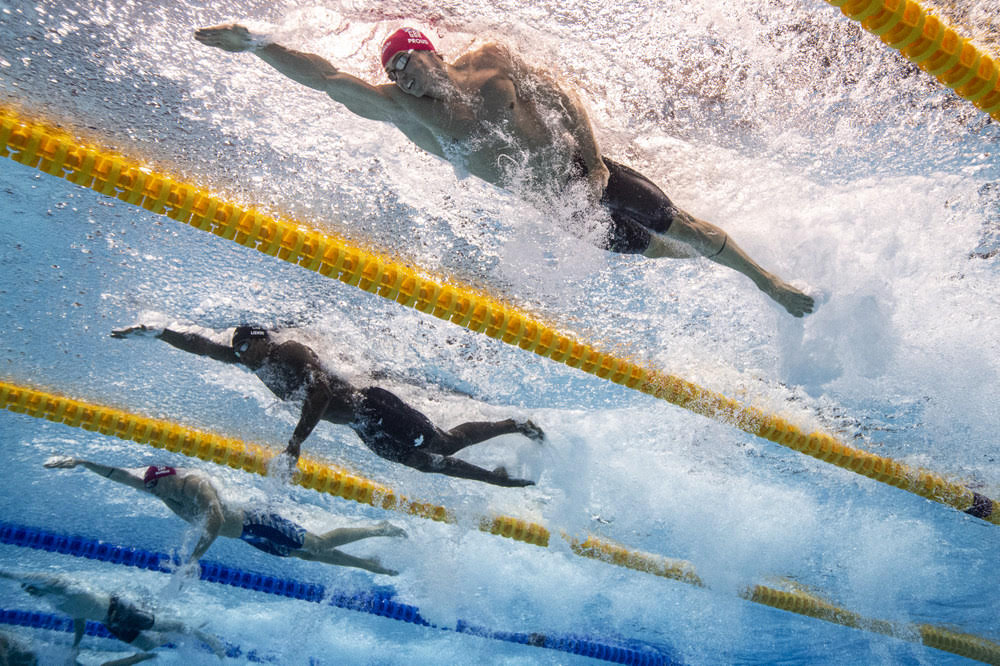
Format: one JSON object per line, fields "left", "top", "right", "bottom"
{"left": 3, "top": 380, "right": 996, "bottom": 663}
{"left": 745, "top": 585, "right": 1000, "bottom": 664}
{"left": 824, "top": 0, "right": 1000, "bottom": 120}
{"left": 0, "top": 105, "right": 996, "bottom": 527}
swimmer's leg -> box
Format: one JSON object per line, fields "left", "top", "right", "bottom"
{"left": 291, "top": 545, "right": 399, "bottom": 575}
{"left": 422, "top": 419, "right": 545, "bottom": 456}
{"left": 305, "top": 522, "right": 407, "bottom": 549}
{"left": 135, "top": 625, "right": 225, "bottom": 658}
{"left": 651, "top": 209, "right": 815, "bottom": 318}
{"left": 406, "top": 450, "right": 534, "bottom": 488}
{"left": 129, "top": 632, "right": 170, "bottom": 652}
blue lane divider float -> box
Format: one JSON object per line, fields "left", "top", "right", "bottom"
{"left": 0, "top": 607, "right": 275, "bottom": 663}
{"left": 0, "top": 521, "right": 680, "bottom": 665}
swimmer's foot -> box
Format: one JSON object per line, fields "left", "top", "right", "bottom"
{"left": 366, "top": 557, "right": 399, "bottom": 576}
{"left": 375, "top": 521, "right": 408, "bottom": 539}
{"left": 764, "top": 279, "right": 816, "bottom": 318}
{"left": 493, "top": 466, "right": 535, "bottom": 487}
{"left": 515, "top": 419, "right": 546, "bottom": 443}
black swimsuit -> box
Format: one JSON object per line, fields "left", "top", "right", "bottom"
{"left": 577, "top": 156, "right": 680, "bottom": 254}
{"left": 350, "top": 387, "right": 441, "bottom": 464}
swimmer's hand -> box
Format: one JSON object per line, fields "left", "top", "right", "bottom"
{"left": 43, "top": 455, "right": 79, "bottom": 469}
{"left": 195, "top": 24, "right": 266, "bottom": 53}
{"left": 267, "top": 450, "right": 299, "bottom": 483}
{"left": 110, "top": 324, "right": 159, "bottom": 339}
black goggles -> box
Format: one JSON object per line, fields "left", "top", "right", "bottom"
{"left": 386, "top": 51, "right": 412, "bottom": 82}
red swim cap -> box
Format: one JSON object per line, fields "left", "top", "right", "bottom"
{"left": 381, "top": 28, "right": 436, "bottom": 69}
{"left": 144, "top": 465, "right": 177, "bottom": 489}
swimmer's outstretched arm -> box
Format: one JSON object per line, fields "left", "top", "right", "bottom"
{"left": 43, "top": 456, "right": 147, "bottom": 491}
{"left": 156, "top": 329, "right": 239, "bottom": 363}
{"left": 112, "top": 324, "right": 239, "bottom": 363}
{"left": 194, "top": 24, "right": 400, "bottom": 123}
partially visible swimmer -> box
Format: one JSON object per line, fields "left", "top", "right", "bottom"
{"left": 111, "top": 323, "right": 544, "bottom": 486}
{"left": 0, "top": 570, "right": 226, "bottom": 663}
{"left": 0, "top": 631, "right": 38, "bottom": 666}
{"left": 44, "top": 456, "right": 408, "bottom": 575}
{"left": 194, "top": 24, "right": 815, "bottom": 317}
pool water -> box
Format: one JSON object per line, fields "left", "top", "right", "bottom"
{"left": 1, "top": 0, "right": 998, "bottom": 663}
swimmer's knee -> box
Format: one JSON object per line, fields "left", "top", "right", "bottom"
{"left": 401, "top": 450, "right": 442, "bottom": 472}
{"left": 663, "top": 210, "right": 724, "bottom": 257}
{"left": 644, "top": 231, "right": 697, "bottom": 259}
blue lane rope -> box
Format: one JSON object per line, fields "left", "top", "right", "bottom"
{"left": 0, "top": 607, "right": 275, "bottom": 662}
{"left": 0, "top": 521, "right": 679, "bottom": 665}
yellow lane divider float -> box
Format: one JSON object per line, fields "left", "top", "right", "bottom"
{"left": 825, "top": 0, "right": 1000, "bottom": 120}
{"left": 3, "top": 380, "right": 997, "bottom": 664}
{"left": 1, "top": 105, "right": 996, "bottom": 526}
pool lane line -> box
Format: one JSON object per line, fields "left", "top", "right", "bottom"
{"left": 823, "top": 0, "right": 1000, "bottom": 121}
{"left": 1, "top": 106, "right": 994, "bottom": 525}
{"left": 0, "top": 521, "right": 680, "bottom": 666}
{"left": 3, "top": 391, "right": 999, "bottom": 664}
{"left": 0, "top": 607, "right": 276, "bottom": 662}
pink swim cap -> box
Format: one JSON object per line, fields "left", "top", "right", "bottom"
{"left": 381, "top": 28, "right": 436, "bottom": 69}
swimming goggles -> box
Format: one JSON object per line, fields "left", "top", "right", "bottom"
{"left": 234, "top": 341, "right": 251, "bottom": 358}
{"left": 386, "top": 51, "right": 412, "bottom": 82}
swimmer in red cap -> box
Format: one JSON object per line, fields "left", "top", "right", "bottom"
{"left": 380, "top": 27, "right": 436, "bottom": 71}
{"left": 194, "top": 23, "right": 815, "bottom": 317}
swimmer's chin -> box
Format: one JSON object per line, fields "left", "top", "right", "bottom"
{"left": 397, "top": 80, "right": 422, "bottom": 97}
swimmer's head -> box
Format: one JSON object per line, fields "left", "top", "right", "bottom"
{"left": 232, "top": 325, "right": 268, "bottom": 353}
{"left": 21, "top": 582, "right": 46, "bottom": 597}
{"left": 17, "top": 574, "right": 65, "bottom": 599}
{"left": 381, "top": 28, "right": 436, "bottom": 71}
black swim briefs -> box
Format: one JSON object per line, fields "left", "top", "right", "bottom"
{"left": 105, "top": 595, "right": 155, "bottom": 644}
{"left": 350, "top": 386, "right": 441, "bottom": 464}
{"left": 575, "top": 156, "right": 680, "bottom": 255}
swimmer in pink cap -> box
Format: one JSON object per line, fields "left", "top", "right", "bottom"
{"left": 194, "top": 22, "right": 815, "bottom": 317}
{"left": 45, "top": 455, "right": 409, "bottom": 575}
